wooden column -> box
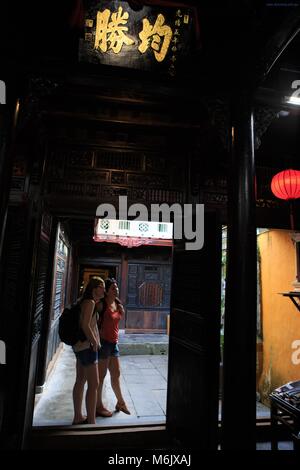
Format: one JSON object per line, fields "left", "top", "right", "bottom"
{"left": 221, "top": 93, "right": 257, "bottom": 450}
{"left": 119, "top": 251, "right": 128, "bottom": 330}
{"left": 0, "top": 94, "right": 19, "bottom": 265}
{"left": 0, "top": 82, "right": 20, "bottom": 441}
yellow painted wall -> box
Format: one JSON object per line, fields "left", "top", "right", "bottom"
{"left": 258, "top": 230, "right": 300, "bottom": 404}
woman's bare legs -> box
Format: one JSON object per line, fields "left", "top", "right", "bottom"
{"left": 96, "top": 358, "right": 112, "bottom": 415}
{"left": 109, "top": 357, "right": 130, "bottom": 413}
{"left": 72, "top": 358, "right": 87, "bottom": 424}
{"left": 85, "top": 363, "right": 99, "bottom": 424}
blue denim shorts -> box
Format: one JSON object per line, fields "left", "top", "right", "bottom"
{"left": 75, "top": 347, "right": 99, "bottom": 366}
{"left": 99, "top": 338, "right": 120, "bottom": 359}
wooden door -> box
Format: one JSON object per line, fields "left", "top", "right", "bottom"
{"left": 166, "top": 211, "right": 221, "bottom": 450}
{"left": 126, "top": 261, "right": 172, "bottom": 332}
{"left": 82, "top": 268, "right": 110, "bottom": 288}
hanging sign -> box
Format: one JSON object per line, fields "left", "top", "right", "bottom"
{"left": 79, "top": 1, "right": 195, "bottom": 75}
{"left": 94, "top": 218, "right": 173, "bottom": 247}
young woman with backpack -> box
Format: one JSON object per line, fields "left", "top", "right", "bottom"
{"left": 95, "top": 278, "right": 131, "bottom": 417}
{"left": 72, "top": 276, "right": 105, "bottom": 425}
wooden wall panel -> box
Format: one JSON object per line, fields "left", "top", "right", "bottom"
{"left": 126, "top": 261, "right": 171, "bottom": 331}
{"left": 0, "top": 205, "right": 38, "bottom": 448}
{"left": 167, "top": 212, "right": 221, "bottom": 449}
{"left": 126, "top": 309, "right": 168, "bottom": 332}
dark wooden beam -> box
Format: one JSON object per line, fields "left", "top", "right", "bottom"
{"left": 222, "top": 92, "right": 257, "bottom": 450}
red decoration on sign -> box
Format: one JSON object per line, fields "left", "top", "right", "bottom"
{"left": 271, "top": 169, "right": 300, "bottom": 200}
{"left": 93, "top": 234, "right": 173, "bottom": 248}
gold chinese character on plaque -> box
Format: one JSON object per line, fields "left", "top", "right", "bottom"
{"left": 138, "top": 14, "right": 173, "bottom": 62}
{"left": 94, "top": 6, "right": 134, "bottom": 54}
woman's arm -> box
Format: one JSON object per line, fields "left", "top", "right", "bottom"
{"left": 81, "top": 299, "right": 99, "bottom": 351}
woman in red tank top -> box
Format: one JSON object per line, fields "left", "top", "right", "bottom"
{"left": 96, "top": 278, "right": 130, "bottom": 417}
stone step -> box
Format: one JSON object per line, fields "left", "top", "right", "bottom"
{"left": 118, "top": 332, "right": 169, "bottom": 355}
{"left": 119, "top": 342, "right": 168, "bottom": 355}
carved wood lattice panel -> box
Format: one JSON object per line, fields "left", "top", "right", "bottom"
{"left": 46, "top": 146, "right": 185, "bottom": 205}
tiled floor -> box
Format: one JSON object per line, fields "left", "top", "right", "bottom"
{"left": 33, "top": 344, "right": 271, "bottom": 428}
{"left": 32, "top": 346, "right": 296, "bottom": 450}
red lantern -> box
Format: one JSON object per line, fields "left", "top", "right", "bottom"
{"left": 271, "top": 169, "right": 300, "bottom": 200}
{"left": 271, "top": 169, "right": 300, "bottom": 230}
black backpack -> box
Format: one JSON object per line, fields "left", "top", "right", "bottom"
{"left": 58, "top": 302, "right": 86, "bottom": 346}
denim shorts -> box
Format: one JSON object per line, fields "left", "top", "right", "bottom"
{"left": 99, "top": 338, "right": 120, "bottom": 359}
{"left": 75, "top": 347, "right": 99, "bottom": 366}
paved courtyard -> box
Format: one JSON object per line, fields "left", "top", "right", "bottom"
{"left": 33, "top": 342, "right": 271, "bottom": 428}
{"left": 33, "top": 345, "right": 168, "bottom": 427}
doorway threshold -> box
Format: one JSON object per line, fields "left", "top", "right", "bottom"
{"left": 30, "top": 423, "right": 169, "bottom": 450}
{"left": 33, "top": 415, "right": 166, "bottom": 428}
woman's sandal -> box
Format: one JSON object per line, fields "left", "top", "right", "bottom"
{"left": 96, "top": 408, "right": 113, "bottom": 417}
{"left": 115, "top": 402, "right": 131, "bottom": 415}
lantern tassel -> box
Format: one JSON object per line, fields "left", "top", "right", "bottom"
{"left": 290, "top": 200, "right": 295, "bottom": 231}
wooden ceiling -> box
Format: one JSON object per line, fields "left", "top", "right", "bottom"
{"left": 5, "top": 1, "right": 300, "bottom": 210}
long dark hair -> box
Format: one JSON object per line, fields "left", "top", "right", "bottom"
{"left": 81, "top": 276, "right": 104, "bottom": 301}
{"left": 104, "top": 277, "right": 117, "bottom": 293}
{"left": 104, "top": 278, "right": 121, "bottom": 304}
{"left": 96, "top": 278, "right": 121, "bottom": 326}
